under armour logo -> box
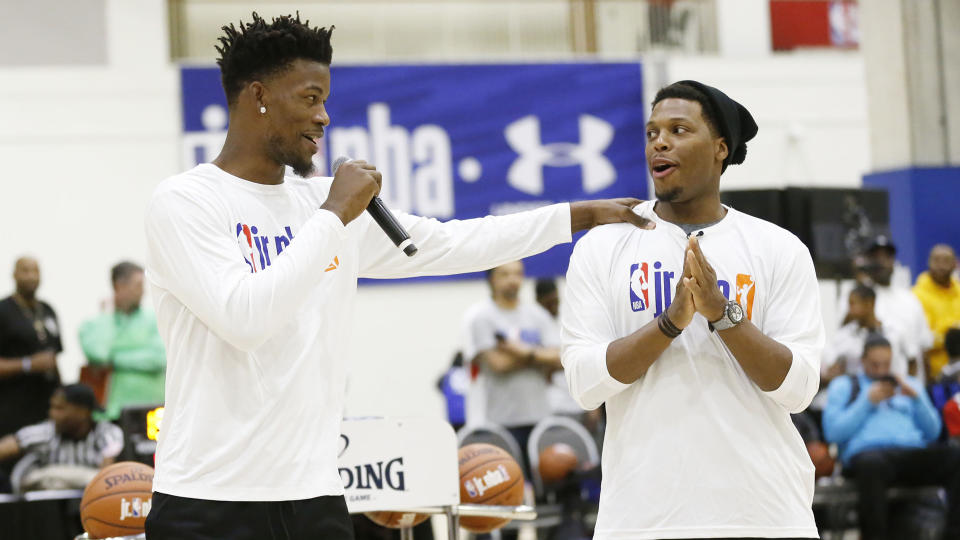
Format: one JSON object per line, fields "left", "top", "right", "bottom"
{"left": 504, "top": 115, "right": 615, "bottom": 196}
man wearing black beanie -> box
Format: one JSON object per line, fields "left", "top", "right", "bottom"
{"left": 560, "top": 81, "right": 824, "bottom": 539}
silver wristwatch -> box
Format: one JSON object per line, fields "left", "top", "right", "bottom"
{"left": 710, "top": 301, "right": 745, "bottom": 331}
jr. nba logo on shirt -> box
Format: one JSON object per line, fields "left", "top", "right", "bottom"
{"left": 236, "top": 222, "right": 296, "bottom": 273}
{"left": 629, "top": 261, "right": 756, "bottom": 320}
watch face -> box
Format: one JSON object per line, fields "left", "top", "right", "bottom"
{"left": 728, "top": 302, "right": 745, "bottom": 322}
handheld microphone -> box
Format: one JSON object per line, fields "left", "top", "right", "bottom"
{"left": 331, "top": 157, "right": 418, "bottom": 257}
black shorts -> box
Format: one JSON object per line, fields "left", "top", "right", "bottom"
{"left": 144, "top": 491, "right": 354, "bottom": 540}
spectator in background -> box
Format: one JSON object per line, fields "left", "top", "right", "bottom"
{"left": 822, "top": 285, "right": 913, "bottom": 382}
{"left": 79, "top": 261, "right": 166, "bottom": 421}
{"left": 840, "top": 236, "right": 934, "bottom": 380}
{"left": 934, "top": 328, "right": 960, "bottom": 440}
{"left": 823, "top": 334, "right": 960, "bottom": 539}
{"left": 535, "top": 278, "right": 559, "bottom": 318}
{"left": 535, "top": 277, "right": 583, "bottom": 418}
{"left": 463, "top": 261, "right": 560, "bottom": 469}
{"left": 0, "top": 257, "right": 62, "bottom": 438}
{"left": 436, "top": 351, "right": 468, "bottom": 431}
{"left": 0, "top": 384, "right": 123, "bottom": 493}
{"left": 913, "top": 244, "right": 960, "bottom": 379}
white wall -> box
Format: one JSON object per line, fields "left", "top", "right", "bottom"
{"left": 0, "top": 0, "right": 180, "bottom": 384}
{"left": 715, "top": 0, "right": 771, "bottom": 57}
{"left": 0, "top": 0, "right": 865, "bottom": 422}
{"left": 644, "top": 52, "right": 870, "bottom": 191}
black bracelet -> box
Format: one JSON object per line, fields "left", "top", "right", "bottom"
{"left": 657, "top": 314, "right": 682, "bottom": 339}
{"left": 662, "top": 312, "right": 683, "bottom": 335}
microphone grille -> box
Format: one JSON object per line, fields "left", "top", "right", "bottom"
{"left": 331, "top": 156, "right": 351, "bottom": 176}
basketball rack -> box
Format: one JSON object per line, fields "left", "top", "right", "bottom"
{"left": 75, "top": 418, "right": 537, "bottom": 540}
{"left": 374, "top": 502, "right": 537, "bottom": 540}
{"left": 73, "top": 502, "right": 536, "bottom": 540}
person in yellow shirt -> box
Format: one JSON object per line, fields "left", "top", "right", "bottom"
{"left": 914, "top": 244, "right": 960, "bottom": 378}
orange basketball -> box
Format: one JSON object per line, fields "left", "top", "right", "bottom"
{"left": 457, "top": 443, "right": 525, "bottom": 533}
{"left": 365, "top": 511, "right": 431, "bottom": 529}
{"left": 538, "top": 442, "right": 579, "bottom": 484}
{"left": 80, "top": 461, "right": 154, "bottom": 539}
{"left": 806, "top": 441, "right": 835, "bottom": 479}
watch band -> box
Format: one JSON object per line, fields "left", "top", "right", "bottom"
{"left": 709, "top": 301, "right": 743, "bottom": 332}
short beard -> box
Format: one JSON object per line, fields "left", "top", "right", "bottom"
{"left": 655, "top": 187, "right": 681, "bottom": 202}
{"left": 267, "top": 134, "right": 315, "bottom": 178}
{"left": 16, "top": 287, "right": 37, "bottom": 300}
{"left": 499, "top": 289, "right": 519, "bottom": 302}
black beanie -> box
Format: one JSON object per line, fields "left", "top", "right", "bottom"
{"left": 675, "top": 80, "right": 758, "bottom": 171}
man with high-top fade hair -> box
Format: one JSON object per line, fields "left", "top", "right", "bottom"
{"left": 144, "top": 12, "right": 651, "bottom": 539}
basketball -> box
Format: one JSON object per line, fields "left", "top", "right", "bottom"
{"left": 365, "top": 511, "right": 431, "bottom": 529}
{"left": 538, "top": 442, "right": 579, "bottom": 484}
{"left": 806, "top": 441, "right": 835, "bottom": 479}
{"left": 457, "top": 443, "right": 525, "bottom": 533}
{"left": 80, "top": 461, "right": 154, "bottom": 539}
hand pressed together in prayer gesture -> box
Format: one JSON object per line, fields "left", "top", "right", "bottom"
{"left": 665, "top": 242, "right": 696, "bottom": 329}
{"left": 681, "top": 236, "right": 728, "bottom": 324}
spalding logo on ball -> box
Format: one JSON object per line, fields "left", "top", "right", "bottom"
{"left": 80, "top": 461, "right": 155, "bottom": 539}
{"left": 457, "top": 443, "right": 525, "bottom": 533}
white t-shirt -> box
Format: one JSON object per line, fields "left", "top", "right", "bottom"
{"left": 561, "top": 201, "right": 823, "bottom": 539}
{"left": 822, "top": 321, "right": 912, "bottom": 377}
{"left": 145, "top": 163, "right": 571, "bottom": 501}
{"left": 835, "top": 283, "right": 934, "bottom": 367}
{"left": 461, "top": 299, "right": 560, "bottom": 427}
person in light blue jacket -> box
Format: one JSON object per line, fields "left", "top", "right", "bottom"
{"left": 823, "top": 333, "right": 960, "bottom": 539}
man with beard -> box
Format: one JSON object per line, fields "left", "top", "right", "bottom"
{"left": 913, "top": 244, "right": 960, "bottom": 378}
{"left": 560, "top": 81, "right": 823, "bottom": 538}
{"left": 0, "top": 257, "right": 62, "bottom": 493}
{"left": 463, "top": 261, "right": 562, "bottom": 472}
{"left": 143, "top": 13, "right": 651, "bottom": 539}
{"left": 845, "top": 236, "right": 934, "bottom": 380}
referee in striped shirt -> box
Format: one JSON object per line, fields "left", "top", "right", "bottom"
{"left": 0, "top": 383, "right": 123, "bottom": 493}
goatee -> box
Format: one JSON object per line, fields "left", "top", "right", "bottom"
{"left": 655, "top": 187, "right": 681, "bottom": 202}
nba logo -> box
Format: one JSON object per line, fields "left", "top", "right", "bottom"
{"left": 736, "top": 273, "right": 756, "bottom": 320}
{"left": 464, "top": 479, "right": 479, "bottom": 498}
{"left": 629, "top": 263, "right": 650, "bottom": 312}
{"left": 237, "top": 223, "right": 259, "bottom": 273}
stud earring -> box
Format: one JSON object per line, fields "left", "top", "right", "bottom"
{"left": 259, "top": 105, "right": 266, "bottom": 114}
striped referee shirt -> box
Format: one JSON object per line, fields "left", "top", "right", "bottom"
{"left": 11, "top": 420, "right": 124, "bottom": 487}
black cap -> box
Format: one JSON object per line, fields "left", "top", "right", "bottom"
{"left": 866, "top": 235, "right": 896, "bottom": 255}
{"left": 59, "top": 384, "right": 103, "bottom": 412}
{"left": 675, "top": 80, "right": 758, "bottom": 172}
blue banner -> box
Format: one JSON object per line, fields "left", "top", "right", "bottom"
{"left": 180, "top": 63, "right": 647, "bottom": 279}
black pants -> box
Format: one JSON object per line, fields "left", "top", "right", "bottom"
{"left": 845, "top": 445, "right": 960, "bottom": 540}
{"left": 145, "top": 491, "right": 354, "bottom": 540}
{"left": 506, "top": 424, "right": 534, "bottom": 479}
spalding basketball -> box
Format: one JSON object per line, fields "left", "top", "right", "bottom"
{"left": 539, "top": 442, "right": 579, "bottom": 484}
{"left": 80, "top": 461, "right": 154, "bottom": 539}
{"left": 365, "top": 511, "right": 430, "bottom": 529}
{"left": 457, "top": 443, "right": 525, "bottom": 533}
{"left": 806, "top": 441, "right": 835, "bottom": 479}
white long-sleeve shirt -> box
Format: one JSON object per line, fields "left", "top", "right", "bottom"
{"left": 144, "top": 163, "right": 571, "bottom": 501}
{"left": 561, "top": 201, "right": 823, "bottom": 539}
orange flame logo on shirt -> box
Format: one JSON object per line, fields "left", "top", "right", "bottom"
{"left": 735, "top": 274, "right": 756, "bottom": 320}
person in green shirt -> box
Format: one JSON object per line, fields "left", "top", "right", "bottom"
{"left": 79, "top": 261, "right": 165, "bottom": 420}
